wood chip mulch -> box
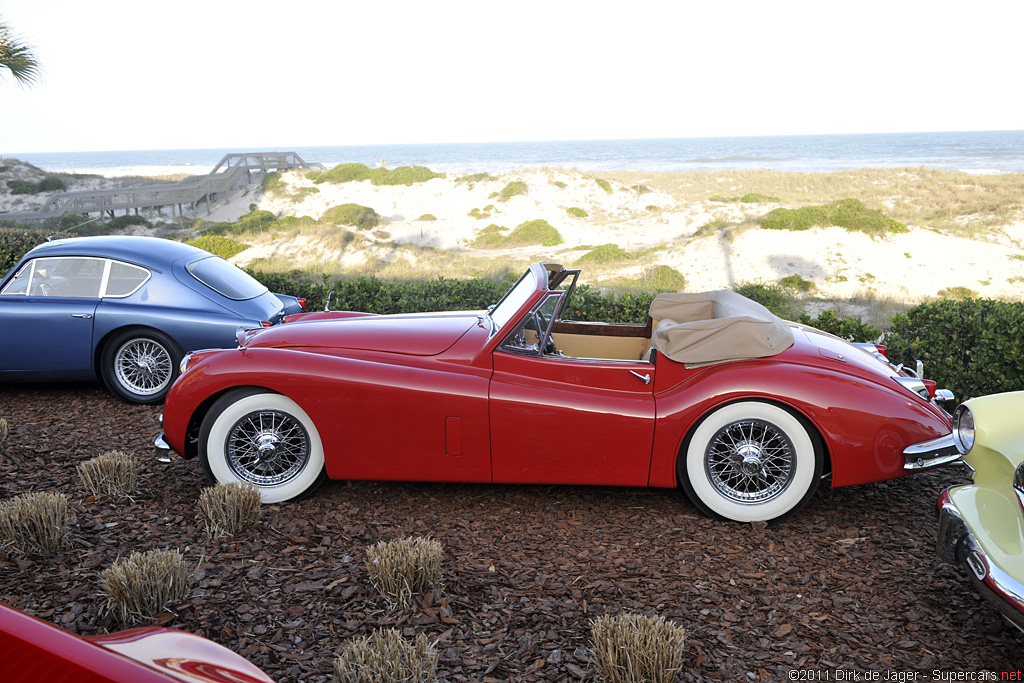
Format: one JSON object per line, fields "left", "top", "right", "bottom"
{"left": 0, "top": 382, "right": 1019, "bottom": 682}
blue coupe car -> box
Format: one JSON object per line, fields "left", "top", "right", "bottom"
{"left": 0, "top": 235, "right": 304, "bottom": 404}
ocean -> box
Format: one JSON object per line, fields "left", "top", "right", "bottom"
{"left": 7, "top": 130, "right": 1024, "bottom": 178}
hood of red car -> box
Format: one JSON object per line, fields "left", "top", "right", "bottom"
{"left": 245, "top": 313, "right": 483, "bottom": 356}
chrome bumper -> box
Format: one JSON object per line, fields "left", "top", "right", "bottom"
{"left": 937, "top": 489, "right": 1024, "bottom": 632}
{"left": 154, "top": 432, "right": 174, "bottom": 463}
{"left": 903, "top": 433, "right": 961, "bottom": 471}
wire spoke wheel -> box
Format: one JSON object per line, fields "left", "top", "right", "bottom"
{"left": 682, "top": 401, "right": 822, "bottom": 523}
{"left": 705, "top": 418, "right": 794, "bottom": 504}
{"left": 114, "top": 338, "right": 172, "bottom": 395}
{"left": 226, "top": 409, "right": 310, "bottom": 487}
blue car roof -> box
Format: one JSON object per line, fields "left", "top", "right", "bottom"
{"left": 25, "top": 236, "right": 208, "bottom": 270}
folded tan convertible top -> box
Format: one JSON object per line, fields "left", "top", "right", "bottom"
{"left": 649, "top": 290, "right": 795, "bottom": 366}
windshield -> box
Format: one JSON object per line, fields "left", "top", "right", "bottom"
{"left": 186, "top": 256, "right": 268, "bottom": 300}
{"left": 489, "top": 268, "right": 539, "bottom": 330}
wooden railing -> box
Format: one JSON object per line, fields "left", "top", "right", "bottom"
{"left": 1, "top": 151, "right": 325, "bottom": 224}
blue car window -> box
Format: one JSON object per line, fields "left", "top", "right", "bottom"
{"left": 1, "top": 263, "right": 31, "bottom": 295}
{"left": 48, "top": 257, "right": 105, "bottom": 298}
{"left": 105, "top": 261, "right": 151, "bottom": 297}
{"left": 186, "top": 256, "right": 268, "bottom": 300}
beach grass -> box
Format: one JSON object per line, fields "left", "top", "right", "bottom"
{"left": 605, "top": 168, "right": 1024, "bottom": 235}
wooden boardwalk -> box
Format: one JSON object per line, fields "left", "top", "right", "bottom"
{"left": 1, "top": 151, "right": 324, "bottom": 224}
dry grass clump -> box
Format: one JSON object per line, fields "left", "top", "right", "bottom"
{"left": 0, "top": 417, "right": 9, "bottom": 452}
{"left": 365, "top": 537, "right": 443, "bottom": 608}
{"left": 589, "top": 613, "right": 688, "bottom": 683}
{"left": 198, "top": 481, "right": 262, "bottom": 537}
{"left": 100, "top": 548, "right": 193, "bottom": 624}
{"left": 0, "top": 491, "right": 69, "bottom": 556}
{"left": 78, "top": 450, "right": 139, "bottom": 499}
{"left": 333, "top": 628, "right": 438, "bottom": 683}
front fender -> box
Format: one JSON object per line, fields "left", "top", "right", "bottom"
{"left": 649, "top": 362, "right": 952, "bottom": 488}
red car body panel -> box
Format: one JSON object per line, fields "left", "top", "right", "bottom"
{"left": 162, "top": 263, "right": 952, "bottom": 499}
{"left": 0, "top": 603, "right": 275, "bottom": 683}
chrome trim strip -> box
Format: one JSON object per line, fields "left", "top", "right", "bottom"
{"left": 903, "top": 433, "right": 961, "bottom": 470}
{"left": 937, "top": 490, "right": 1024, "bottom": 632}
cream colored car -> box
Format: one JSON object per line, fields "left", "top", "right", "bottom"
{"left": 938, "top": 391, "right": 1024, "bottom": 632}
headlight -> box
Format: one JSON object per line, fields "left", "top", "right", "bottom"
{"left": 952, "top": 404, "right": 975, "bottom": 454}
{"left": 179, "top": 352, "right": 194, "bottom": 374}
{"left": 1014, "top": 462, "right": 1024, "bottom": 497}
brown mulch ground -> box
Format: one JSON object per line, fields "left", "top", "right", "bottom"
{"left": 0, "top": 382, "right": 1020, "bottom": 682}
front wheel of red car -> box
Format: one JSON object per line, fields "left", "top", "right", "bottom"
{"left": 680, "top": 401, "right": 822, "bottom": 524}
{"left": 199, "top": 388, "right": 328, "bottom": 504}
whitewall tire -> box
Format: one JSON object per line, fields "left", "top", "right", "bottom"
{"left": 199, "top": 389, "right": 327, "bottom": 503}
{"left": 681, "top": 401, "right": 821, "bottom": 523}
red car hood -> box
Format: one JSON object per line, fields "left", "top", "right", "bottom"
{"left": 245, "top": 312, "right": 482, "bottom": 356}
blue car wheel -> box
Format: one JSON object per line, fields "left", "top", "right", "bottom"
{"left": 100, "top": 328, "right": 182, "bottom": 404}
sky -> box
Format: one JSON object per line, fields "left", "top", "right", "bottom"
{"left": 2, "top": 0, "right": 1023, "bottom": 154}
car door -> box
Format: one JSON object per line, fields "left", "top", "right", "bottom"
{"left": 0, "top": 257, "right": 103, "bottom": 378}
{"left": 489, "top": 292, "right": 657, "bottom": 486}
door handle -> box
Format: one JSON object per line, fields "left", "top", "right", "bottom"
{"left": 630, "top": 370, "right": 651, "bottom": 385}
{"left": 71, "top": 313, "right": 93, "bottom": 319}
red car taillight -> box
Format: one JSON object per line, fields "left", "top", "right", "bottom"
{"left": 260, "top": 320, "right": 273, "bottom": 327}
{"left": 297, "top": 298, "right": 307, "bottom": 310}
{"left": 874, "top": 344, "right": 888, "bottom": 358}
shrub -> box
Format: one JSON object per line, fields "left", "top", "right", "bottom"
{"left": 798, "top": 309, "right": 880, "bottom": 342}
{"left": 471, "top": 224, "right": 509, "bottom": 248}
{"left": 198, "top": 482, "right": 262, "bottom": 537}
{"left": 710, "top": 192, "right": 780, "bottom": 203}
{"left": 589, "top": 613, "right": 687, "bottom": 683}
{"left": 885, "top": 299, "right": 1024, "bottom": 400}
{"left": 566, "top": 206, "right": 588, "bottom": 218}
{"left": 416, "top": 214, "right": 437, "bottom": 221}
{"left": 375, "top": 165, "right": 443, "bottom": 186}
{"left": 0, "top": 491, "right": 69, "bottom": 556}
{"left": 761, "top": 198, "right": 907, "bottom": 235}
{"left": 365, "top": 537, "right": 443, "bottom": 609}
{"left": 936, "top": 286, "right": 977, "bottom": 300}
{"left": 322, "top": 203, "right": 384, "bottom": 230}
{"left": 457, "top": 172, "right": 493, "bottom": 184}
{"left": 507, "top": 219, "right": 563, "bottom": 247}
{"left": 493, "top": 180, "right": 527, "bottom": 202}
{"left": 552, "top": 180, "right": 567, "bottom": 189}
{"left": 731, "top": 281, "right": 802, "bottom": 320}
{"left": 595, "top": 178, "right": 612, "bottom": 193}
{"left": 36, "top": 176, "right": 67, "bottom": 193}
{"left": 645, "top": 205, "right": 660, "bottom": 212}
{"left": 629, "top": 184, "right": 652, "bottom": 195}
{"left": 576, "top": 244, "right": 635, "bottom": 265}
{"left": 644, "top": 265, "right": 686, "bottom": 292}
{"left": 78, "top": 450, "right": 139, "bottom": 500}
{"left": 106, "top": 214, "right": 151, "bottom": 229}
{"left": 311, "top": 163, "right": 375, "bottom": 184}
{"left": 6, "top": 179, "right": 38, "bottom": 194}
{"left": 310, "top": 163, "right": 444, "bottom": 187}
{"left": 780, "top": 274, "right": 815, "bottom": 292}
{"left": 101, "top": 549, "right": 193, "bottom": 624}
{"left": 467, "top": 207, "right": 492, "bottom": 220}
{"left": 187, "top": 234, "right": 250, "bottom": 260}
{"left": 333, "top": 628, "right": 438, "bottom": 683}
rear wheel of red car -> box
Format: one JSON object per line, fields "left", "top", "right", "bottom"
{"left": 680, "top": 401, "right": 822, "bottom": 524}
{"left": 100, "top": 328, "right": 181, "bottom": 405}
{"left": 199, "top": 388, "right": 328, "bottom": 504}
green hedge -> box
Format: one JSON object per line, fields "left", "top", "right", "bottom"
{"left": 886, "top": 299, "right": 1024, "bottom": 400}
{"left": 0, "top": 228, "right": 49, "bottom": 273}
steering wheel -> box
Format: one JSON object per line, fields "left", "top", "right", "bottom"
{"left": 32, "top": 281, "right": 58, "bottom": 296}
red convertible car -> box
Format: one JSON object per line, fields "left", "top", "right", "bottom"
{"left": 158, "top": 262, "right": 958, "bottom": 523}
{"left": 0, "top": 601, "right": 275, "bottom": 683}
